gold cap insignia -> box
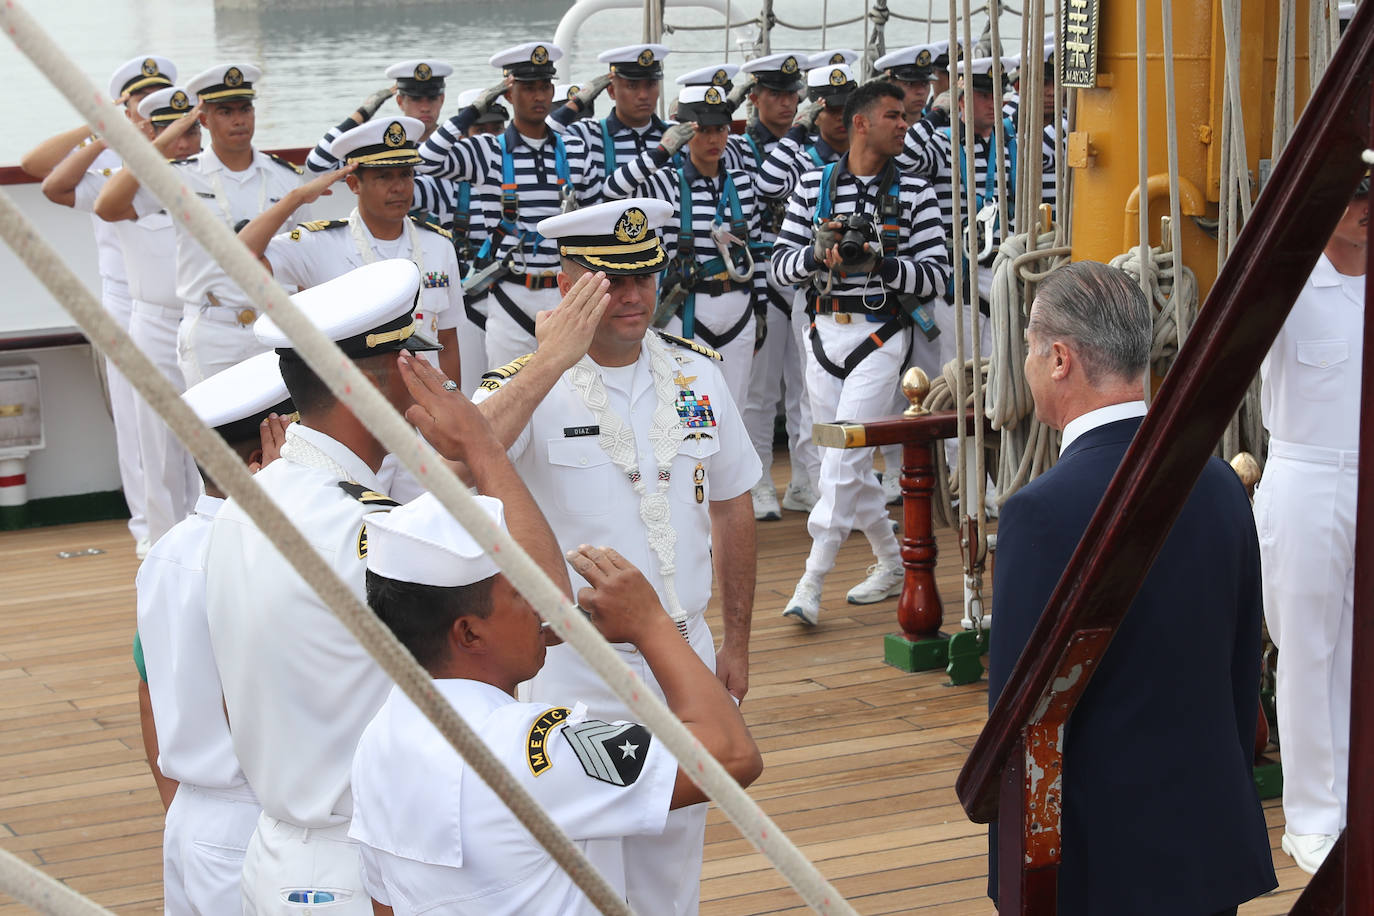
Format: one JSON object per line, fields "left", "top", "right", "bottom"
{"left": 225, "top": 67, "right": 244, "bottom": 88}
{"left": 712, "top": 68, "right": 729, "bottom": 85}
{"left": 142, "top": 58, "right": 159, "bottom": 77}
{"left": 781, "top": 56, "right": 799, "bottom": 74}
{"left": 614, "top": 207, "right": 649, "bottom": 243}
{"left": 704, "top": 85, "right": 722, "bottom": 104}
{"left": 916, "top": 49, "right": 932, "bottom": 67}
{"left": 531, "top": 45, "right": 550, "bottom": 65}
{"left": 415, "top": 62, "right": 432, "bottom": 81}
{"left": 568, "top": 84, "right": 581, "bottom": 97}
{"left": 829, "top": 68, "right": 846, "bottom": 87}
{"left": 638, "top": 48, "right": 655, "bottom": 67}
{"left": 829, "top": 53, "right": 845, "bottom": 64}
{"left": 383, "top": 121, "right": 407, "bottom": 148}
{"left": 170, "top": 90, "right": 190, "bottom": 111}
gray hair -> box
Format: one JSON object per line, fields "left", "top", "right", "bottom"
{"left": 1028, "top": 261, "right": 1152, "bottom": 385}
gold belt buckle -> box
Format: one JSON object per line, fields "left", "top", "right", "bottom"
{"left": 833, "top": 312, "right": 852, "bottom": 325}
{"left": 235, "top": 307, "right": 257, "bottom": 327}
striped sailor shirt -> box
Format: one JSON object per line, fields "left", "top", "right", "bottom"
{"left": 753, "top": 127, "right": 843, "bottom": 201}
{"left": 771, "top": 156, "right": 950, "bottom": 303}
{"left": 725, "top": 121, "right": 788, "bottom": 242}
{"left": 552, "top": 109, "right": 673, "bottom": 195}
{"left": 418, "top": 118, "right": 601, "bottom": 274}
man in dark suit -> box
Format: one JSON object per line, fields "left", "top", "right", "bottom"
{"left": 987, "top": 261, "right": 1277, "bottom": 915}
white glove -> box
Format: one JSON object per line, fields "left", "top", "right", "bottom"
{"left": 726, "top": 74, "right": 756, "bottom": 111}
{"left": 357, "top": 87, "right": 394, "bottom": 121}
{"left": 659, "top": 121, "right": 697, "bottom": 155}
{"left": 473, "top": 82, "right": 508, "bottom": 114}
{"left": 577, "top": 72, "right": 614, "bottom": 105}
{"left": 793, "top": 99, "right": 822, "bottom": 130}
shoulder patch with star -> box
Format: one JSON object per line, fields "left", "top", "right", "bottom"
{"left": 477, "top": 353, "right": 534, "bottom": 392}
{"left": 410, "top": 216, "right": 454, "bottom": 239}
{"left": 561, "top": 719, "right": 652, "bottom": 786}
{"left": 266, "top": 152, "right": 304, "bottom": 175}
{"left": 337, "top": 481, "right": 401, "bottom": 507}
{"left": 526, "top": 706, "right": 570, "bottom": 775}
{"left": 655, "top": 331, "right": 723, "bottom": 361}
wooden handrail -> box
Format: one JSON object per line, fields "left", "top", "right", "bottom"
{"left": 957, "top": 0, "right": 1374, "bottom": 852}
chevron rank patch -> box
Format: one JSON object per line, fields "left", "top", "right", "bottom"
{"left": 561, "top": 719, "right": 652, "bottom": 786}
{"left": 527, "top": 706, "right": 570, "bottom": 775}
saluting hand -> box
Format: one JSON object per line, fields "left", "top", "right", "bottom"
{"left": 249, "top": 412, "right": 292, "bottom": 472}
{"left": 532, "top": 270, "right": 612, "bottom": 372}
{"left": 568, "top": 545, "right": 669, "bottom": 645}
{"left": 295, "top": 163, "right": 356, "bottom": 205}
{"left": 396, "top": 351, "right": 504, "bottom": 469}
{"left": 150, "top": 103, "right": 203, "bottom": 154}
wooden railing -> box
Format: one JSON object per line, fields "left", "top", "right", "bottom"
{"left": 955, "top": 4, "right": 1374, "bottom": 912}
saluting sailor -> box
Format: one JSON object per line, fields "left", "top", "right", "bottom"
{"left": 771, "top": 80, "right": 950, "bottom": 627}
{"left": 547, "top": 44, "right": 673, "bottom": 188}
{"left": 874, "top": 43, "right": 940, "bottom": 126}
{"left": 471, "top": 198, "right": 760, "bottom": 916}
{"left": 91, "top": 86, "right": 204, "bottom": 546}
{"left": 305, "top": 59, "right": 453, "bottom": 174}
{"left": 136, "top": 352, "right": 292, "bottom": 916}
{"left": 237, "top": 116, "right": 465, "bottom": 386}
{"left": 603, "top": 85, "right": 765, "bottom": 409}
{"left": 349, "top": 492, "right": 761, "bottom": 915}
{"left": 98, "top": 63, "right": 314, "bottom": 386}
{"left": 418, "top": 41, "right": 601, "bottom": 368}
{"left": 1002, "top": 41, "right": 1063, "bottom": 207}
{"left": 923, "top": 38, "right": 964, "bottom": 127}
{"left": 205, "top": 261, "right": 441, "bottom": 914}
{"left": 726, "top": 52, "right": 803, "bottom": 173}
{"left": 26, "top": 54, "right": 177, "bottom": 555}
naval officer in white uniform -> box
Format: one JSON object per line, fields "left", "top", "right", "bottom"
{"left": 349, "top": 491, "right": 761, "bottom": 915}
{"left": 1255, "top": 174, "right": 1367, "bottom": 876}
{"left": 98, "top": 63, "right": 314, "bottom": 386}
{"left": 238, "top": 115, "right": 464, "bottom": 383}
{"left": 471, "top": 198, "right": 759, "bottom": 916}
{"left": 138, "top": 351, "right": 293, "bottom": 915}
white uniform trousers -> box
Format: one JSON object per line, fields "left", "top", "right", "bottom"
{"left": 1255, "top": 442, "right": 1357, "bottom": 836}
{"left": 879, "top": 310, "right": 944, "bottom": 484}
{"left": 129, "top": 299, "right": 199, "bottom": 544}
{"left": 163, "top": 783, "right": 260, "bottom": 916}
{"left": 742, "top": 279, "right": 813, "bottom": 486}
{"left": 242, "top": 815, "right": 371, "bottom": 915}
{"left": 803, "top": 317, "right": 906, "bottom": 577}
{"left": 529, "top": 612, "right": 716, "bottom": 916}
{"left": 663, "top": 289, "right": 755, "bottom": 414}
{"left": 453, "top": 294, "right": 489, "bottom": 396}
{"left": 789, "top": 299, "right": 821, "bottom": 487}
{"left": 102, "top": 278, "right": 148, "bottom": 543}
{"left": 177, "top": 306, "right": 268, "bottom": 388}
{"left": 485, "top": 282, "right": 560, "bottom": 370}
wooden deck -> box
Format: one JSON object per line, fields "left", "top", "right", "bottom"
{"left": 0, "top": 456, "right": 1313, "bottom": 914}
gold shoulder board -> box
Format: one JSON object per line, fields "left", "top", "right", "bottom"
{"left": 478, "top": 353, "right": 534, "bottom": 391}
{"left": 655, "top": 331, "right": 723, "bottom": 361}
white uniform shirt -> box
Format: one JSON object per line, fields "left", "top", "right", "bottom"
{"left": 205, "top": 425, "right": 397, "bottom": 827}
{"left": 72, "top": 148, "right": 129, "bottom": 285}
{"left": 264, "top": 215, "right": 462, "bottom": 342}
{"left": 472, "top": 333, "right": 760, "bottom": 617}
{"left": 1260, "top": 253, "right": 1366, "bottom": 451}
{"left": 113, "top": 205, "right": 178, "bottom": 308}
{"left": 137, "top": 493, "right": 251, "bottom": 790}
{"left": 350, "top": 679, "right": 676, "bottom": 916}
{"left": 132, "top": 147, "right": 311, "bottom": 312}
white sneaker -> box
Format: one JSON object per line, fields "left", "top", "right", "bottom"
{"left": 781, "top": 480, "right": 818, "bottom": 512}
{"left": 1282, "top": 831, "right": 1337, "bottom": 875}
{"left": 882, "top": 471, "right": 902, "bottom": 505}
{"left": 135, "top": 537, "right": 152, "bottom": 560}
{"left": 750, "top": 477, "right": 781, "bottom": 521}
{"left": 782, "top": 579, "right": 822, "bottom": 627}
{"left": 846, "top": 561, "right": 904, "bottom": 604}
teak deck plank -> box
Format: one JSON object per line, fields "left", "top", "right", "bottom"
{"left": 0, "top": 456, "right": 1312, "bottom": 913}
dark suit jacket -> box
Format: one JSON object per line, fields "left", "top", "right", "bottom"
{"left": 987, "top": 416, "right": 1277, "bottom": 915}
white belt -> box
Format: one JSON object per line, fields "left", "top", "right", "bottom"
{"left": 1269, "top": 438, "right": 1359, "bottom": 470}
{"left": 185, "top": 298, "right": 259, "bottom": 328}
{"left": 132, "top": 299, "right": 184, "bottom": 319}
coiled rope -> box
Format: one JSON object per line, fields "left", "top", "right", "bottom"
{"left": 0, "top": 3, "right": 859, "bottom": 914}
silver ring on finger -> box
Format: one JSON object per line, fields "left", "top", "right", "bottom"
{"left": 442, "top": 379, "right": 459, "bottom": 392}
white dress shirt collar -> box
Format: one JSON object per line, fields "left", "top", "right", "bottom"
{"left": 1059, "top": 400, "right": 1148, "bottom": 456}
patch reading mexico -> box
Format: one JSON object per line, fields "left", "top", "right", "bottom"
{"left": 527, "top": 706, "right": 569, "bottom": 775}
{"left": 561, "top": 720, "right": 652, "bottom": 786}
{"left": 356, "top": 524, "right": 368, "bottom": 559}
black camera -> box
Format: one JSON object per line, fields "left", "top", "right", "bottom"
{"left": 835, "top": 214, "right": 879, "bottom": 264}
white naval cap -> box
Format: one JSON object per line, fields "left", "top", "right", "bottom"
{"left": 874, "top": 43, "right": 940, "bottom": 81}
{"left": 740, "top": 51, "right": 805, "bottom": 91}
{"left": 182, "top": 351, "right": 293, "bottom": 442}
{"left": 365, "top": 492, "right": 506, "bottom": 588}
{"left": 598, "top": 43, "right": 669, "bottom": 78}
{"left": 537, "top": 197, "right": 673, "bottom": 276}
{"left": 552, "top": 82, "right": 579, "bottom": 103}
{"left": 187, "top": 63, "right": 262, "bottom": 103}
{"left": 137, "top": 86, "right": 194, "bottom": 124}
{"left": 329, "top": 116, "right": 425, "bottom": 168}
{"left": 807, "top": 49, "right": 859, "bottom": 70}
{"left": 806, "top": 64, "right": 857, "bottom": 103}
{"left": 961, "top": 56, "right": 1018, "bottom": 91}
{"left": 458, "top": 87, "right": 510, "bottom": 123}
{"left": 676, "top": 83, "right": 733, "bottom": 124}
{"left": 930, "top": 38, "right": 964, "bottom": 64}
{"left": 675, "top": 63, "right": 740, "bottom": 89}
{"left": 385, "top": 59, "right": 452, "bottom": 97}
{"left": 109, "top": 55, "right": 176, "bottom": 102}
{"left": 489, "top": 41, "right": 562, "bottom": 81}
{"left": 254, "top": 260, "right": 440, "bottom": 357}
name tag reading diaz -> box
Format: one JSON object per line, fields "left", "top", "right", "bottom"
{"left": 563, "top": 425, "right": 600, "bottom": 438}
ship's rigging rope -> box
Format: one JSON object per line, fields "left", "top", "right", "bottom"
{"left": 0, "top": 849, "right": 114, "bottom": 916}
{"left": 0, "top": 3, "right": 863, "bottom": 915}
